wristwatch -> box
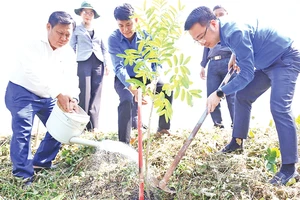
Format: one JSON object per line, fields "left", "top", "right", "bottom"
{"left": 216, "top": 89, "right": 225, "bottom": 98}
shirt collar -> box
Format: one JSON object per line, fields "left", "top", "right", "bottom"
{"left": 218, "top": 18, "right": 226, "bottom": 46}
{"left": 41, "top": 34, "right": 53, "bottom": 50}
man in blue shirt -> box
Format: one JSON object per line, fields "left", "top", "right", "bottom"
{"left": 200, "top": 5, "right": 235, "bottom": 129}
{"left": 184, "top": 6, "right": 300, "bottom": 185}
{"left": 108, "top": 3, "right": 173, "bottom": 144}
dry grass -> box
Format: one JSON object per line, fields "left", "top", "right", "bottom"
{"left": 0, "top": 125, "right": 300, "bottom": 199}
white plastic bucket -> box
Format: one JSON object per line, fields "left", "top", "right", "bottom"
{"left": 46, "top": 102, "right": 90, "bottom": 144}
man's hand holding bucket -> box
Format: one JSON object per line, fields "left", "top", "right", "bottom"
{"left": 57, "top": 94, "right": 79, "bottom": 113}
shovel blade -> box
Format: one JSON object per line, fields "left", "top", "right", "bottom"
{"left": 149, "top": 176, "right": 176, "bottom": 194}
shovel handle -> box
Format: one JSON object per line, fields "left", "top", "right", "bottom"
{"left": 158, "top": 68, "right": 235, "bottom": 191}
{"left": 219, "top": 67, "right": 235, "bottom": 88}
{"left": 159, "top": 108, "right": 208, "bottom": 190}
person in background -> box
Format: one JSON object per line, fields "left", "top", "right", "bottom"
{"left": 108, "top": 3, "right": 173, "bottom": 144}
{"left": 70, "top": 1, "right": 109, "bottom": 132}
{"left": 184, "top": 6, "right": 300, "bottom": 185}
{"left": 200, "top": 5, "right": 235, "bottom": 129}
{"left": 5, "top": 11, "right": 79, "bottom": 187}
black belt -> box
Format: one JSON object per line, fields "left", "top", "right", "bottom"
{"left": 209, "top": 54, "right": 231, "bottom": 61}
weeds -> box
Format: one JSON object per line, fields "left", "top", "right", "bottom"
{"left": 0, "top": 126, "right": 300, "bottom": 199}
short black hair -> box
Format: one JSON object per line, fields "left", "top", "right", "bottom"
{"left": 48, "top": 11, "right": 76, "bottom": 29}
{"left": 184, "top": 6, "right": 216, "bottom": 31}
{"left": 114, "top": 3, "right": 134, "bottom": 20}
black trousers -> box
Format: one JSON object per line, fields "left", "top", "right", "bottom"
{"left": 114, "top": 76, "right": 173, "bottom": 144}
{"left": 77, "top": 53, "right": 104, "bottom": 130}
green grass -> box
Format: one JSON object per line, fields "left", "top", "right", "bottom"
{"left": 0, "top": 125, "right": 300, "bottom": 199}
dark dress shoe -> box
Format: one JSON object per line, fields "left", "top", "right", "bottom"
{"left": 220, "top": 143, "right": 243, "bottom": 153}
{"left": 142, "top": 124, "right": 148, "bottom": 130}
{"left": 33, "top": 164, "right": 57, "bottom": 171}
{"left": 20, "top": 177, "right": 34, "bottom": 189}
{"left": 269, "top": 171, "right": 300, "bottom": 186}
{"left": 132, "top": 124, "right": 148, "bottom": 130}
{"left": 156, "top": 128, "right": 171, "bottom": 136}
{"left": 24, "top": 179, "right": 33, "bottom": 187}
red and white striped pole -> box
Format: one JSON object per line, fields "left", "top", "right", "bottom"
{"left": 137, "top": 88, "right": 144, "bottom": 200}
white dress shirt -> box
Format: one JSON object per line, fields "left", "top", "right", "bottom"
{"left": 10, "top": 35, "right": 80, "bottom": 99}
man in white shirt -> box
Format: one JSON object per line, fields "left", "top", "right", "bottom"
{"left": 4, "top": 11, "right": 80, "bottom": 187}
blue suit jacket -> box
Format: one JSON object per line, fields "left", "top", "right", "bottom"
{"left": 219, "top": 16, "right": 293, "bottom": 95}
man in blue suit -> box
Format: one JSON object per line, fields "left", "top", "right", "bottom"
{"left": 184, "top": 6, "right": 300, "bottom": 185}
{"left": 108, "top": 3, "right": 173, "bottom": 144}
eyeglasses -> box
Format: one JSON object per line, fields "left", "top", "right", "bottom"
{"left": 194, "top": 22, "right": 210, "bottom": 44}
{"left": 82, "top": 10, "right": 94, "bottom": 16}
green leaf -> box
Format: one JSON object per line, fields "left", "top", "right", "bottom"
{"left": 165, "top": 89, "right": 172, "bottom": 97}
{"left": 133, "top": 61, "right": 144, "bottom": 73}
{"left": 179, "top": 53, "right": 184, "bottom": 65}
{"left": 116, "top": 53, "right": 127, "bottom": 58}
{"left": 124, "top": 49, "right": 138, "bottom": 54}
{"left": 164, "top": 68, "right": 172, "bottom": 76}
{"left": 183, "top": 56, "right": 191, "bottom": 65}
{"left": 273, "top": 147, "right": 280, "bottom": 158}
{"left": 146, "top": 7, "right": 155, "bottom": 18}
{"left": 124, "top": 58, "right": 129, "bottom": 66}
{"left": 162, "top": 83, "right": 170, "bottom": 91}
{"left": 166, "top": 59, "right": 172, "bottom": 67}
{"left": 189, "top": 89, "right": 202, "bottom": 98}
{"left": 173, "top": 55, "right": 178, "bottom": 66}
{"left": 181, "top": 75, "right": 190, "bottom": 89}
{"left": 186, "top": 92, "right": 193, "bottom": 106}
{"left": 286, "top": 177, "right": 297, "bottom": 186}
{"left": 296, "top": 115, "right": 300, "bottom": 125}
{"left": 170, "top": 75, "right": 176, "bottom": 83}
{"left": 181, "top": 89, "right": 185, "bottom": 101}
{"left": 180, "top": 65, "right": 191, "bottom": 75}
{"left": 126, "top": 78, "right": 145, "bottom": 88}
{"left": 174, "top": 67, "right": 178, "bottom": 74}
{"left": 153, "top": 38, "right": 162, "bottom": 47}
{"left": 248, "top": 129, "right": 255, "bottom": 138}
{"left": 138, "top": 40, "right": 145, "bottom": 52}
{"left": 158, "top": 108, "right": 166, "bottom": 117}
{"left": 164, "top": 53, "right": 174, "bottom": 57}
{"left": 268, "top": 120, "right": 274, "bottom": 127}
{"left": 174, "top": 85, "right": 180, "bottom": 99}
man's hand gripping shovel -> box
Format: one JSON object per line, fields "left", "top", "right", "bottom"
{"left": 151, "top": 68, "right": 236, "bottom": 193}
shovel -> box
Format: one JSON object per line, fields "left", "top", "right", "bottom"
{"left": 152, "top": 68, "right": 235, "bottom": 193}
